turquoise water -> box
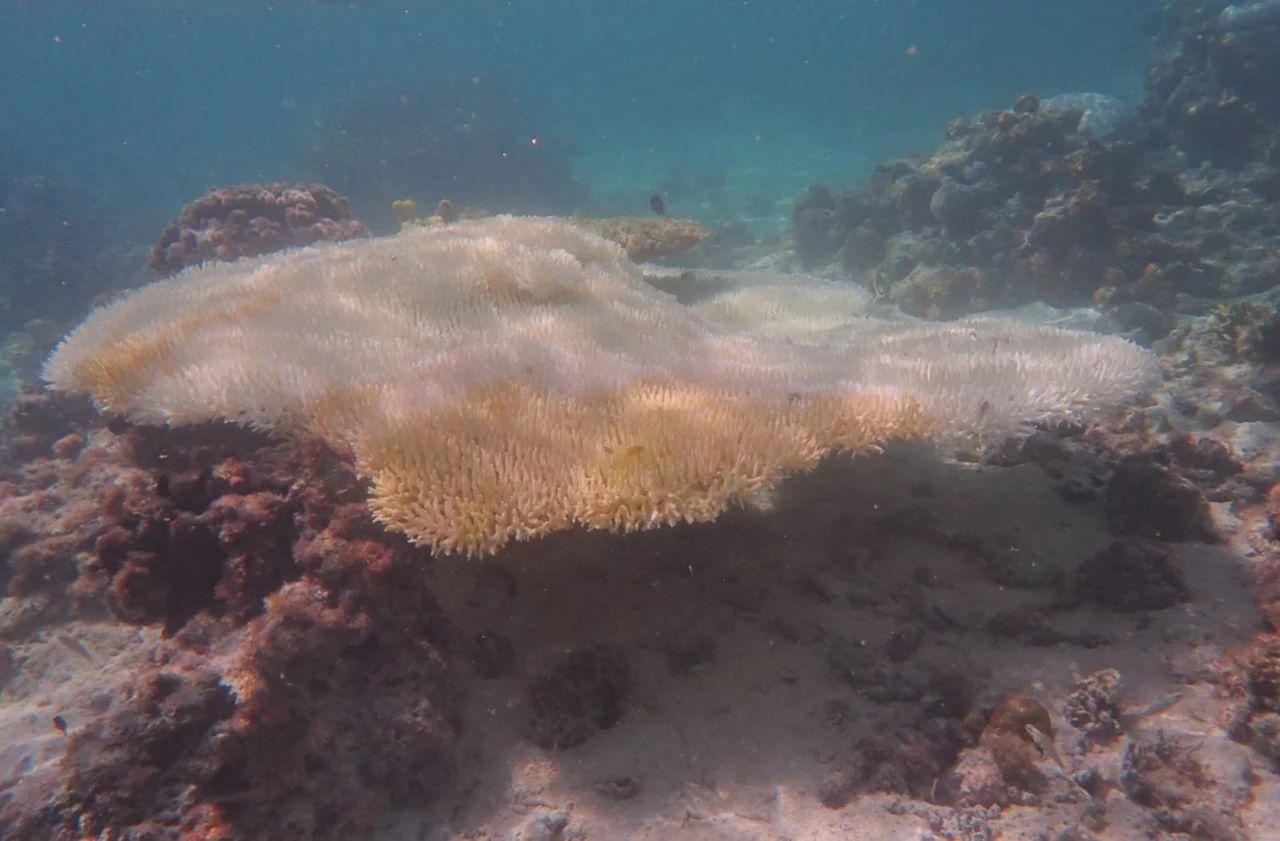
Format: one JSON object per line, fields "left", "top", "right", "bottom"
{"left": 1, "top": 0, "right": 1148, "bottom": 236}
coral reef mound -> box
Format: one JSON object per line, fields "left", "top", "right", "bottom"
{"left": 44, "top": 216, "right": 1159, "bottom": 557}
{"left": 148, "top": 183, "right": 370, "bottom": 277}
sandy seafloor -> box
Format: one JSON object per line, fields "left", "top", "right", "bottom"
{"left": 375, "top": 430, "right": 1280, "bottom": 840}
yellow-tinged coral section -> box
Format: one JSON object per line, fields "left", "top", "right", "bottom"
{"left": 358, "top": 378, "right": 926, "bottom": 556}
{"left": 393, "top": 198, "right": 711, "bottom": 261}
{"left": 568, "top": 215, "right": 711, "bottom": 261}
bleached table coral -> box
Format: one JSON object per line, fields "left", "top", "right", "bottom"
{"left": 44, "top": 216, "right": 1159, "bottom": 557}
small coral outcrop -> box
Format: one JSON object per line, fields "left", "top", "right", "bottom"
{"left": 569, "top": 215, "right": 712, "bottom": 261}
{"left": 148, "top": 182, "right": 370, "bottom": 276}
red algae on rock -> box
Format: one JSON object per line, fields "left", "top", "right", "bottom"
{"left": 0, "top": 397, "right": 457, "bottom": 841}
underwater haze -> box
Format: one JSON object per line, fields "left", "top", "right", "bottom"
{"left": 1, "top": 0, "right": 1147, "bottom": 231}
{"left": 6, "top": 1, "right": 1280, "bottom": 841}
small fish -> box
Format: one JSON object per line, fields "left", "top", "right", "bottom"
{"left": 1025, "top": 723, "right": 1065, "bottom": 771}
{"left": 54, "top": 634, "right": 96, "bottom": 664}
{"left": 649, "top": 194, "right": 667, "bottom": 216}
{"left": 53, "top": 715, "right": 68, "bottom": 735}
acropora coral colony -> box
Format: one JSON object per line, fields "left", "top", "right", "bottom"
{"left": 43, "top": 215, "right": 1158, "bottom": 557}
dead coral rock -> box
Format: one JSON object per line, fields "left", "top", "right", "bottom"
{"left": 790, "top": 97, "right": 1138, "bottom": 315}
{"left": 55, "top": 664, "right": 237, "bottom": 840}
{"left": 0, "top": 435, "right": 147, "bottom": 638}
{"left": 817, "top": 767, "right": 859, "bottom": 809}
{"left": 1072, "top": 539, "right": 1188, "bottom": 612}
{"left": 525, "top": 644, "right": 631, "bottom": 750}
{"left": 859, "top": 721, "right": 965, "bottom": 800}
{"left": 522, "top": 810, "right": 570, "bottom": 841}
{"left": 1220, "top": 633, "right": 1280, "bottom": 768}
{"left": 1031, "top": 180, "right": 1115, "bottom": 257}
{"left": 1256, "top": 556, "right": 1280, "bottom": 631}
{"left": 1121, "top": 733, "right": 1207, "bottom": 809}
{"left": 592, "top": 774, "right": 642, "bottom": 801}
{"left": 236, "top": 535, "right": 458, "bottom": 814}
{"left": 890, "top": 264, "right": 985, "bottom": 321}
{"left": 1156, "top": 435, "right": 1245, "bottom": 493}
{"left": 97, "top": 512, "right": 229, "bottom": 632}
{"left": 572, "top": 216, "right": 711, "bottom": 261}
{"left": 148, "top": 182, "right": 370, "bottom": 276}
{"left": 951, "top": 745, "right": 1006, "bottom": 807}
{"left": 1120, "top": 731, "right": 1245, "bottom": 840}
{"left": 24, "top": 546, "right": 456, "bottom": 841}
{"left": 6, "top": 534, "right": 82, "bottom": 600}
{"left": 1063, "top": 668, "right": 1123, "bottom": 743}
{"left": 90, "top": 426, "right": 312, "bottom": 633}
{"left": 0, "top": 519, "right": 35, "bottom": 564}
{"left": 929, "top": 178, "right": 986, "bottom": 234}
{"left": 791, "top": 50, "right": 1280, "bottom": 317}
{"left": 793, "top": 183, "right": 849, "bottom": 267}
{"left": 949, "top": 693, "right": 1057, "bottom": 805}
{"left": 840, "top": 225, "right": 887, "bottom": 271}
{"left": 1248, "top": 713, "right": 1280, "bottom": 766}
{"left": 1104, "top": 456, "right": 1216, "bottom": 542}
